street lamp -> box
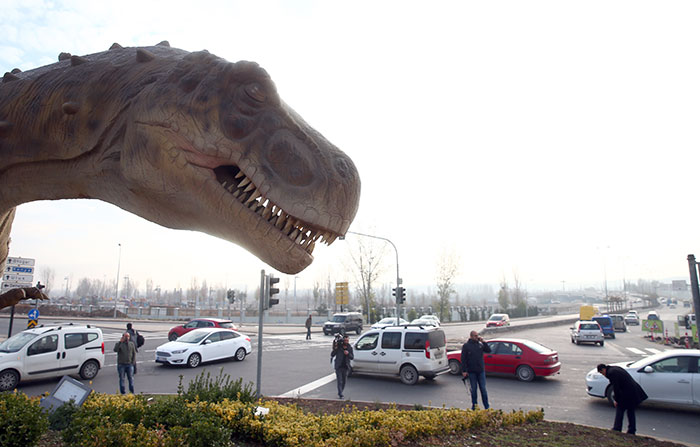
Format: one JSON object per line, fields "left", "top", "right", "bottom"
{"left": 340, "top": 230, "right": 401, "bottom": 326}
{"left": 113, "top": 243, "right": 121, "bottom": 318}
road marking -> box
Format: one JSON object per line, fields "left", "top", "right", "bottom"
{"left": 646, "top": 348, "right": 663, "bottom": 354}
{"left": 278, "top": 373, "right": 336, "bottom": 398}
{"left": 626, "top": 347, "right": 646, "bottom": 355}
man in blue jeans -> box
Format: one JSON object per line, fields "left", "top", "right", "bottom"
{"left": 461, "top": 330, "right": 491, "bottom": 410}
{"left": 114, "top": 332, "right": 136, "bottom": 394}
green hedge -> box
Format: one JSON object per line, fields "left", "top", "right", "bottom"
{"left": 0, "top": 391, "right": 49, "bottom": 447}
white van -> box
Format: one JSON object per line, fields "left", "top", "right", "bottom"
{"left": 0, "top": 324, "right": 105, "bottom": 391}
{"left": 350, "top": 325, "right": 449, "bottom": 385}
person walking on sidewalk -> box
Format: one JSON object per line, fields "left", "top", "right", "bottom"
{"left": 126, "top": 322, "right": 140, "bottom": 374}
{"left": 331, "top": 334, "right": 353, "bottom": 399}
{"left": 305, "top": 315, "right": 313, "bottom": 340}
{"left": 461, "top": 330, "right": 491, "bottom": 410}
{"left": 114, "top": 332, "right": 136, "bottom": 394}
{"left": 597, "top": 363, "right": 648, "bottom": 435}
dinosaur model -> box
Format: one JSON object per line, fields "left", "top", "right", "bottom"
{"left": 0, "top": 41, "right": 360, "bottom": 310}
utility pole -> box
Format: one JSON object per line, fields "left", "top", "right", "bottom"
{"left": 687, "top": 255, "right": 700, "bottom": 325}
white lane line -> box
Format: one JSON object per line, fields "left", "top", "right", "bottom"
{"left": 646, "top": 348, "right": 663, "bottom": 354}
{"left": 278, "top": 373, "right": 336, "bottom": 398}
{"left": 626, "top": 347, "right": 646, "bottom": 355}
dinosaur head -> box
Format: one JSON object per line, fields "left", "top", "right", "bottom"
{"left": 107, "top": 48, "right": 360, "bottom": 274}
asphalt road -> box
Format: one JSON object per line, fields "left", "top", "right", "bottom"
{"left": 2, "top": 308, "right": 699, "bottom": 446}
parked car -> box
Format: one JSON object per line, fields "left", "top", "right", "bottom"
{"left": 592, "top": 316, "right": 616, "bottom": 339}
{"left": 168, "top": 318, "right": 237, "bottom": 341}
{"left": 418, "top": 315, "right": 441, "bottom": 326}
{"left": 410, "top": 318, "right": 439, "bottom": 327}
{"left": 323, "top": 312, "right": 363, "bottom": 335}
{"left": 646, "top": 311, "right": 660, "bottom": 321}
{"left": 624, "top": 312, "right": 640, "bottom": 325}
{"left": 447, "top": 338, "right": 560, "bottom": 382}
{"left": 156, "top": 328, "right": 251, "bottom": 368}
{"left": 0, "top": 324, "right": 105, "bottom": 391}
{"left": 570, "top": 320, "right": 605, "bottom": 346}
{"left": 585, "top": 349, "right": 700, "bottom": 409}
{"left": 371, "top": 317, "right": 408, "bottom": 329}
{"left": 486, "top": 313, "right": 510, "bottom": 328}
{"left": 609, "top": 314, "right": 627, "bottom": 332}
{"left": 350, "top": 325, "right": 449, "bottom": 385}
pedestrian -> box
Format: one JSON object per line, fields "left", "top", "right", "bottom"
{"left": 597, "top": 363, "right": 648, "bottom": 435}
{"left": 114, "top": 332, "right": 136, "bottom": 394}
{"left": 461, "top": 330, "right": 491, "bottom": 410}
{"left": 126, "top": 322, "right": 139, "bottom": 374}
{"left": 331, "top": 334, "right": 353, "bottom": 399}
{"left": 305, "top": 315, "right": 313, "bottom": 340}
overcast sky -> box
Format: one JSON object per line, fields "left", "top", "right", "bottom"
{"left": 2, "top": 1, "right": 699, "bottom": 296}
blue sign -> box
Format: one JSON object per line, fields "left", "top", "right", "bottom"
{"left": 7, "top": 266, "right": 34, "bottom": 274}
{"left": 28, "top": 308, "right": 39, "bottom": 320}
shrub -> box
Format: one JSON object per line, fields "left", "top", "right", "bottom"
{"left": 48, "top": 400, "right": 79, "bottom": 431}
{"left": 0, "top": 391, "right": 49, "bottom": 447}
{"left": 177, "top": 368, "right": 256, "bottom": 403}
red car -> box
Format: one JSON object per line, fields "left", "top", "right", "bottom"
{"left": 168, "top": 318, "right": 237, "bottom": 341}
{"left": 485, "top": 313, "right": 510, "bottom": 327}
{"left": 447, "top": 338, "right": 560, "bottom": 382}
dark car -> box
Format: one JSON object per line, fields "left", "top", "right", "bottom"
{"left": 323, "top": 312, "right": 363, "bottom": 335}
{"left": 168, "top": 318, "right": 237, "bottom": 341}
{"left": 592, "top": 316, "right": 615, "bottom": 339}
{"left": 447, "top": 338, "right": 560, "bottom": 382}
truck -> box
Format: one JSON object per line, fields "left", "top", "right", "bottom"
{"left": 580, "top": 305, "right": 600, "bottom": 321}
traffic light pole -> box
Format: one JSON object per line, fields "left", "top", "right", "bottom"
{"left": 344, "top": 231, "right": 401, "bottom": 326}
{"left": 256, "top": 269, "right": 266, "bottom": 397}
{"left": 687, "top": 255, "right": 700, "bottom": 325}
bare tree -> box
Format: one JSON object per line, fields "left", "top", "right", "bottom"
{"left": 435, "top": 250, "right": 459, "bottom": 322}
{"left": 39, "top": 266, "right": 55, "bottom": 296}
{"left": 347, "top": 236, "right": 386, "bottom": 324}
{"left": 497, "top": 277, "right": 509, "bottom": 311}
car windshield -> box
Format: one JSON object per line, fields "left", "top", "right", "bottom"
{"left": 489, "top": 315, "right": 504, "bottom": 321}
{"left": 177, "top": 331, "right": 210, "bottom": 344}
{"left": 331, "top": 316, "right": 347, "bottom": 322}
{"left": 580, "top": 323, "right": 600, "bottom": 330}
{"left": 0, "top": 332, "right": 39, "bottom": 353}
{"left": 218, "top": 322, "right": 234, "bottom": 328}
{"left": 519, "top": 340, "right": 551, "bottom": 354}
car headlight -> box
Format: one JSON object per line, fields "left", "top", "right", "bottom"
{"left": 171, "top": 349, "right": 188, "bottom": 354}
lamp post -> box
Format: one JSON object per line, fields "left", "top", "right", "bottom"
{"left": 113, "top": 243, "right": 121, "bottom": 318}
{"left": 341, "top": 230, "right": 401, "bottom": 326}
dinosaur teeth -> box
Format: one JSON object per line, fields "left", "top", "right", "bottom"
{"left": 243, "top": 182, "right": 255, "bottom": 193}
{"left": 306, "top": 241, "right": 316, "bottom": 254}
{"left": 235, "top": 171, "right": 246, "bottom": 179}
{"left": 295, "top": 231, "right": 304, "bottom": 244}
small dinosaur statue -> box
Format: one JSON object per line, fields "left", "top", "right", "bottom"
{"left": 0, "top": 42, "right": 360, "bottom": 310}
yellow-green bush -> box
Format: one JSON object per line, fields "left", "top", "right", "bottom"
{"left": 0, "top": 391, "right": 49, "bottom": 447}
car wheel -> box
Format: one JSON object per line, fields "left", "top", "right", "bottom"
{"left": 0, "top": 369, "right": 19, "bottom": 392}
{"left": 570, "top": 337, "right": 574, "bottom": 344}
{"left": 575, "top": 339, "right": 580, "bottom": 345}
{"left": 235, "top": 347, "right": 247, "bottom": 361}
{"left": 356, "top": 327, "right": 362, "bottom": 335}
{"left": 79, "top": 359, "right": 100, "bottom": 380}
{"left": 516, "top": 365, "right": 535, "bottom": 382}
{"left": 605, "top": 385, "right": 615, "bottom": 406}
{"left": 448, "top": 359, "right": 461, "bottom": 375}
{"left": 168, "top": 333, "right": 178, "bottom": 342}
{"left": 400, "top": 364, "right": 419, "bottom": 385}
{"left": 611, "top": 334, "right": 615, "bottom": 339}
{"left": 600, "top": 340, "right": 604, "bottom": 347}
{"left": 187, "top": 353, "right": 201, "bottom": 368}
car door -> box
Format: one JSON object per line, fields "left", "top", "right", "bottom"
{"left": 219, "top": 331, "right": 238, "bottom": 358}
{"left": 200, "top": 332, "right": 224, "bottom": 362}
{"left": 377, "top": 331, "right": 402, "bottom": 374}
{"left": 638, "top": 356, "right": 695, "bottom": 405}
{"left": 24, "top": 334, "right": 60, "bottom": 379}
{"left": 351, "top": 332, "right": 380, "bottom": 373}
{"left": 691, "top": 356, "right": 700, "bottom": 406}
{"left": 494, "top": 341, "right": 522, "bottom": 374}
{"left": 482, "top": 341, "right": 500, "bottom": 373}
{"left": 61, "top": 332, "right": 94, "bottom": 374}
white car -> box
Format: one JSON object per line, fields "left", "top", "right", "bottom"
{"left": 419, "top": 315, "right": 441, "bottom": 326}
{"left": 371, "top": 317, "right": 408, "bottom": 329}
{"left": 0, "top": 324, "right": 105, "bottom": 391}
{"left": 410, "top": 318, "right": 439, "bottom": 327}
{"left": 155, "top": 328, "right": 251, "bottom": 368}
{"left": 585, "top": 349, "right": 700, "bottom": 409}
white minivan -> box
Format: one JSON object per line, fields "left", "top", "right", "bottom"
{"left": 350, "top": 325, "right": 449, "bottom": 385}
{"left": 0, "top": 324, "right": 105, "bottom": 391}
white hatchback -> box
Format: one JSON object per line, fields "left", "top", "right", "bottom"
{"left": 585, "top": 349, "right": 700, "bottom": 409}
{"left": 370, "top": 317, "right": 408, "bottom": 329}
{"left": 155, "top": 328, "right": 251, "bottom": 368}
{"left": 0, "top": 324, "right": 105, "bottom": 391}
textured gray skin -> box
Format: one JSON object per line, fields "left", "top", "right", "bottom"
{"left": 0, "top": 42, "right": 360, "bottom": 307}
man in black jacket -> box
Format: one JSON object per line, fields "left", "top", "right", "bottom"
{"left": 461, "top": 330, "right": 492, "bottom": 410}
{"left": 331, "top": 334, "right": 354, "bottom": 399}
{"left": 597, "top": 363, "right": 648, "bottom": 434}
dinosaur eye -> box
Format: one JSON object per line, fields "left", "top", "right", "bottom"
{"left": 244, "top": 83, "right": 266, "bottom": 103}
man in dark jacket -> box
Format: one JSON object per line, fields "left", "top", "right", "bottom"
{"left": 126, "top": 322, "right": 139, "bottom": 374}
{"left": 597, "top": 364, "right": 648, "bottom": 434}
{"left": 331, "top": 334, "right": 354, "bottom": 399}
{"left": 461, "top": 330, "right": 492, "bottom": 409}
{"left": 305, "top": 315, "right": 313, "bottom": 340}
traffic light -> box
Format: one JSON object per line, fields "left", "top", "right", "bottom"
{"left": 226, "top": 289, "right": 235, "bottom": 304}
{"left": 392, "top": 287, "right": 398, "bottom": 300}
{"left": 267, "top": 274, "right": 280, "bottom": 308}
{"left": 400, "top": 287, "right": 406, "bottom": 303}
{"left": 393, "top": 286, "right": 406, "bottom": 303}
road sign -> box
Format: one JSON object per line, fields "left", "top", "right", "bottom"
{"left": 1, "top": 281, "right": 33, "bottom": 290}
{"left": 335, "top": 282, "right": 349, "bottom": 305}
{"left": 642, "top": 319, "right": 664, "bottom": 333}
{"left": 7, "top": 257, "right": 35, "bottom": 267}
{"left": 5, "top": 265, "right": 34, "bottom": 274}
{"left": 28, "top": 308, "right": 39, "bottom": 320}
{"left": 3, "top": 273, "right": 34, "bottom": 282}
{"left": 27, "top": 319, "right": 37, "bottom": 328}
